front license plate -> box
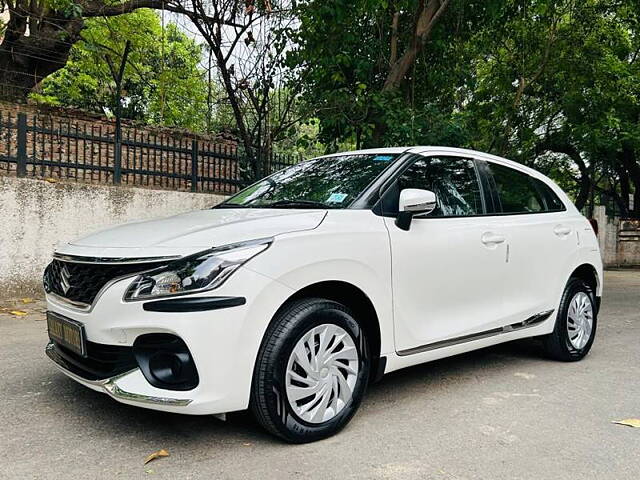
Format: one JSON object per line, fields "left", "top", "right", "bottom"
{"left": 47, "top": 312, "right": 87, "bottom": 357}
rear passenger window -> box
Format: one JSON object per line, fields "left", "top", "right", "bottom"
{"left": 488, "top": 163, "right": 545, "bottom": 214}
{"left": 532, "top": 178, "right": 565, "bottom": 211}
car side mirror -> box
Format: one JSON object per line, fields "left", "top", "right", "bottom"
{"left": 395, "top": 188, "right": 437, "bottom": 231}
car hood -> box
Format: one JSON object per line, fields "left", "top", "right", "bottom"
{"left": 56, "top": 208, "right": 327, "bottom": 258}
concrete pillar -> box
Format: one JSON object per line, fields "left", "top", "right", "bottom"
{"left": 593, "top": 205, "right": 607, "bottom": 258}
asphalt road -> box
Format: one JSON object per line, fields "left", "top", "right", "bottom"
{"left": 1, "top": 271, "right": 639, "bottom": 480}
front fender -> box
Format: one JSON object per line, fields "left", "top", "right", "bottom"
{"left": 245, "top": 227, "right": 394, "bottom": 355}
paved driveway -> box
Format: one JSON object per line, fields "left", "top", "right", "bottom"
{"left": 1, "top": 271, "right": 639, "bottom": 479}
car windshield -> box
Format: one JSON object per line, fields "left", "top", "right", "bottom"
{"left": 218, "top": 153, "right": 400, "bottom": 209}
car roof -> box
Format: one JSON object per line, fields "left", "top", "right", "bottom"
{"left": 409, "top": 146, "right": 543, "bottom": 177}
{"left": 321, "top": 147, "right": 412, "bottom": 157}
{"left": 322, "top": 146, "right": 544, "bottom": 179}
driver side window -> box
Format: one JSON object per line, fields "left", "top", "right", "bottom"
{"left": 397, "top": 156, "right": 483, "bottom": 217}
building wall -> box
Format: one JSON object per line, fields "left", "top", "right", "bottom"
{"left": 0, "top": 175, "right": 225, "bottom": 297}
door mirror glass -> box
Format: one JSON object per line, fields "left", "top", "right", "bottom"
{"left": 398, "top": 188, "right": 437, "bottom": 215}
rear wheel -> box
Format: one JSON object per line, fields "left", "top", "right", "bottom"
{"left": 542, "top": 278, "right": 597, "bottom": 361}
{"left": 250, "top": 298, "right": 370, "bottom": 443}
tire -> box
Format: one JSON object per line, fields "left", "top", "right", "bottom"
{"left": 250, "top": 298, "right": 371, "bottom": 443}
{"left": 542, "top": 278, "right": 597, "bottom": 361}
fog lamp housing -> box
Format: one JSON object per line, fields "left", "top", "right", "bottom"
{"left": 133, "top": 333, "right": 199, "bottom": 391}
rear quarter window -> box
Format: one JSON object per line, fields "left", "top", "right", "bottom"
{"left": 531, "top": 178, "right": 566, "bottom": 212}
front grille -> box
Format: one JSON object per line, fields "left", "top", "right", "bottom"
{"left": 43, "top": 258, "right": 166, "bottom": 305}
{"left": 47, "top": 340, "right": 137, "bottom": 381}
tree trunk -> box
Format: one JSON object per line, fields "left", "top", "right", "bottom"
{"left": 619, "top": 146, "right": 640, "bottom": 218}
{"left": 382, "top": 0, "right": 449, "bottom": 92}
{"left": 0, "top": 5, "right": 82, "bottom": 101}
{"left": 0, "top": 0, "right": 197, "bottom": 102}
{"left": 573, "top": 168, "right": 591, "bottom": 211}
{"left": 364, "top": 0, "right": 449, "bottom": 146}
{"left": 209, "top": 46, "right": 258, "bottom": 179}
{"left": 535, "top": 135, "right": 591, "bottom": 210}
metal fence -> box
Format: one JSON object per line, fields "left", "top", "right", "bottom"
{"left": 0, "top": 111, "right": 300, "bottom": 194}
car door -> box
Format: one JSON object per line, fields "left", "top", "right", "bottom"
{"left": 484, "top": 161, "right": 579, "bottom": 324}
{"left": 382, "top": 154, "right": 509, "bottom": 354}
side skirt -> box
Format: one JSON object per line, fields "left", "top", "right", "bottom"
{"left": 396, "top": 310, "right": 555, "bottom": 357}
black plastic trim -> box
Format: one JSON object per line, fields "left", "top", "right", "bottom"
{"left": 133, "top": 334, "right": 199, "bottom": 391}
{"left": 475, "top": 159, "right": 499, "bottom": 214}
{"left": 372, "top": 356, "right": 387, "bottom": 383}
{"left": 46, "top": 340, "right": 136, "bottom": 381}
{"left": 143, "top": 296, "right": 247, "bottom": 312}
{"left": 396, "top": 309, "right": 555, "bottom": 356}
{"left": 350, "top": 151, "right": 417, "bottom": 209}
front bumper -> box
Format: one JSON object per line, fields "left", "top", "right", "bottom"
{"left": 44, "top": 265, "right": 295, "bottom": 415}
{"left": 46, "top": 343, "right": 193, "bottom": 407}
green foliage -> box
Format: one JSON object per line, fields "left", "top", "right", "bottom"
{"left": 19, "top": 0, "right": 640, "bottom": 214}
{"left": 462, "top": 0, "right": 640, "bottom": 211}
{"left": 287, "top": 0, "right": 505, "bottom": 149}
{"left": 287, "top": 0, "right": 640, "bottom": 214}
{"left": 31, "top": 10, "right": 211, "bottom": 132}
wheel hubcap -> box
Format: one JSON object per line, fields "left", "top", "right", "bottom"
{"left": 285, "top": 324, "right": 359, "bottom": 424}
{"left": 567, "top": 292, "right": 594, "bottom": 349}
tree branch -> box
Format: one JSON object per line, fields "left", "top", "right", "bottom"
{"left": 382, "top": 0, "right": 450, "bottom": 91}
{"left": 82, "top": 0, "right": 243, "bottom": 27}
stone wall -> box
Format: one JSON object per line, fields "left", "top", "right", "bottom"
{"left": 593, "top": 205, "right": 640, "bottom": 267}
{"left": 0, "top": 175, "right": 226, "bottom": 297}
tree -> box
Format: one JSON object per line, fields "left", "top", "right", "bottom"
{"left": 184, "top": 0, "right": 303, "bottom": 177}
{"left": 0, "top": 0, "right": 237, "bottom": 102}
{"left": 464, "top": 0, "right": 640, "bottom": 215}
{"left": 287, "top": 0, "right": 503, "bottom": 149}
{"left": 31, "top": 10, "right": 211, "bottom": 131}
{"left": 289, "top": 0, "right": 640, "bottom": 216}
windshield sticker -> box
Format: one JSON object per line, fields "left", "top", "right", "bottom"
{"left": 373, "top": 155, "right": 393, "bottom": 162}
{"left": 327, "top": 193, "right": 348, "bottom": 203}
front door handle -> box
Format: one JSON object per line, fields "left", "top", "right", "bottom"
{"left": 554, "top": 225, "right": 572, "bottom": 237}
{"left": 481, "top": 232, "right": 506, "bottom": 245}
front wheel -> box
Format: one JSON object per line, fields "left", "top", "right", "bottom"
{"left": 542, "top": 278, "right": 597, "bottom": 361}
{"left": 250, "top": 298, "right": 370, "bottom": 443}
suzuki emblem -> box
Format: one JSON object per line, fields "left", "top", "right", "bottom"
{"left": 60, "top": 265, "right": 72, "bottom": 294}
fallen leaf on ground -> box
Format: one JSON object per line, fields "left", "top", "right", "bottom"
{"left": 144, "top": 449, "right": 169, "bottom": 465}
{"left": 44, "top": 178, "right": 57, "bottom": 183}
{"left": 21, "top": 298, "right": 34, "bottom": 304}
{"left": 9, "top": 310, "right": 28, "bottom": 316}
{"left": 613, "top": 419, "right": 640, "bottom": 428}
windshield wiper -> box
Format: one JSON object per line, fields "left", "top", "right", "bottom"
{"left": 213, "top": 203, "right": 250, "bottom": 208}
{"left": 261, "top": 199, "right": 331, "bottom": 209}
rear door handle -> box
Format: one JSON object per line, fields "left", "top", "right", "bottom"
{"left": 481, "top": 232, "right": 506, "bottom": 245}
{"left": 554, "top": 225, "right": 572, "bottom": 237}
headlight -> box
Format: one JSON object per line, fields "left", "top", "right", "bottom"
{"left": 124, "top": 238, "right": 272, "bottom": 301}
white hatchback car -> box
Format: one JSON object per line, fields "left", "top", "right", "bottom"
{"left": 44, "top": 147, "right": 603, "bottom": 442}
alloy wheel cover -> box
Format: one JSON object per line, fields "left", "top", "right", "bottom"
{"left": 285, "top": 323, "right": 359, "bottom": 424}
